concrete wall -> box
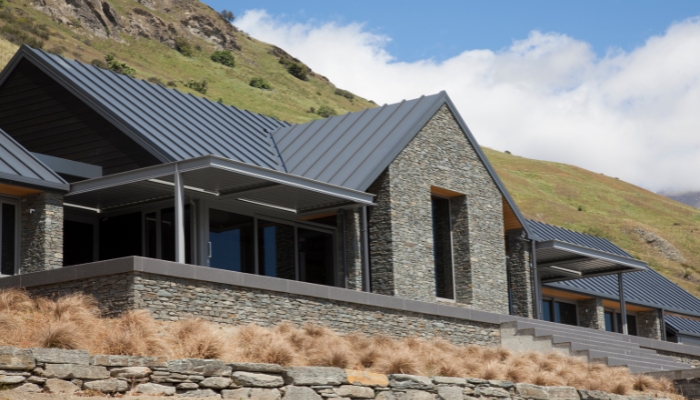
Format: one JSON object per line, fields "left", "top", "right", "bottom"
{"left": 367, "top": 105, "right": 509, "bottom": 313}
{"left": 20, "top": 192, "right": 63, "bottom": 274}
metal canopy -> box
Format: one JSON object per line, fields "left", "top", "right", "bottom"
{"left": 536, "top": 240, "right": 647, "bottom": 283}
{"left": 66, "top": 155, "right": 374, "bottom": 213}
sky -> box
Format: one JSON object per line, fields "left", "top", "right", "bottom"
{"left": 204, "top": 1, "right": 700, "bottom": 193}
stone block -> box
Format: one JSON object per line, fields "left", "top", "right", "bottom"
{"left": 26, "top": 376, "right": 46, "bottom": 384}
{"left": 466, "top": 378, "right": 488, "bottom": 385}
{"left": 432, "top": 376, "right": 467, "bottom": 386}
{"left": 282, "top": 385, "right": 322, "bottom": 400}
{"left": 45, "top": 378, "right": 80, "bottom": 394}
{"left": 345, "top": 369, "right": 389, "bottom": 387}
{"left": 83, "top": 379, "right": 129, "bottom": 393}
{"left": 282, "top": 367, "right": 346, "bottom": 386}
{"left": 31, "top": 348, "right": 90, "bottom": 365}
{"left": 516, "top": 383, "right": 550, "bottom": 400}
{"left": 44, "top": 363, "right": 110, "bottom": 380}
{"left": 0, "top": 375, "right": 26, "bottom": 384}
{"left": 229, "top": 362, "right": 283, "bottom": 373}
{"left": 12, "top": 383, "right": 42, "bottom": 393}
{"left": 375, "top": 392, "right": 398, "bottom": 400}
{"left": 91, "top": 354, "right": 167, "bottom": 367}
{"left": 110, "top": 366, "right": 152, "bottom": 380}
{"left": 547, "top": 386, "right": 579, "bottom": 400}
{"left": 135, "top": 382, "right": 177, "bottom": 396}
{"left": 334, "top": 384, "right": 375, "bottom": 398}
{"left": 404, "top": 390, "right": 437, "bottom": 400}
{"left": 477, "top": 387, "right": 511, "bottom": 397}
{"left": 178, "top": 388, "right": 221, "bottom": 398}
{"left": 200, "top": 376, "right": 234, "bottom": 389}
{"left": 178, "top": 382, "right": 199, "bottom": 389}
{"left": 489, "top": 380, "right": 515, "bottom": 389}
{"left": 578, "top": 390, "right": 611, "bottom": 400}
{"left": 437, "top": 386, "right": 464, "bottom": 400}
{"left": 168, "top": 359, "right": 232, "bottom": 376}
{"left": 223, "top": 388, "right": 282, "bottom": 399}
{"left": 388, "top": 374, "right": 434, "bottom": 390}
{"left": 232, "top": 371, "right": 283, "bottom": 387}
{"left": 0, "top": 346, "right": 35, "bottom": 370}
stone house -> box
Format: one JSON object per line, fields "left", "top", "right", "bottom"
{"left": 0, "top": 45, "right": 699, "bottom": 350}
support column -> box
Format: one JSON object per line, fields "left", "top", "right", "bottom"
{"left": 360, "top": 205, "right": 370, "bottom": 292}
{"left": 20, "top": 192, "right": 64, "bottom": 273}
{"left": 531, "top": 240, "right": 542, "bottom": 320}
{"left": 506, "top": 229, "right": 533, "bottom": 317}
{"left": 619, "top": 272, "right": 628, "bottom": 335}
{"left": 577, "top": 297, "right": 606, "bottom": 330}
{"left": 338, "top": 209, "right": 363, "bottom": 290}
{"left": 174, "top": 167, "right": 185, "bottom": 264}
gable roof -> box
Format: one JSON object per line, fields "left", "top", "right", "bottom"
{"left": 666, "top": 315, "right": 700, "bottom": 338}
{"left": 546, "top": 268, "right": 700, "bottom": 318}
{"left": 528, "top": 220, "right": 632, "bottom": 258}
{"left": 0, "top": 128, "right": 68, "bottom": 191}
{"left": 0, "top": 45, "right": 288, "bottom": 171}
{"left": 271, "top": 91, "right": 532, "bottom": 236}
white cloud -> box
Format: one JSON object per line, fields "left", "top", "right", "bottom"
{"left": 237, "top": 11, "right": 700, "bottom": 192}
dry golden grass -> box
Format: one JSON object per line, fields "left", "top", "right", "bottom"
{"left": 0, "top": 289, "right": 678, "bottom": 398}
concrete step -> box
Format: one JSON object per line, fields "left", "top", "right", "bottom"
{"left": 591, "top": 356, "right": 689, "bottom": 373}
{"left": 513, "top": 320, "right": 639, "bottom": 344}
{"left": 580, "top": 349, "right": 687, "bottom": 369}
{"left": 564, "top": 340, "right": 664, "bottom": 358}
{"left": 522, "top": 326, "right": 645, "bottom": 350}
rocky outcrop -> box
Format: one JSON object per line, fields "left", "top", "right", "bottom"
{"left": 631, "top": 228, "right": 687, "bottom": 263}
{"left": 33, "top": 0, "right": 124, "bottom": 39}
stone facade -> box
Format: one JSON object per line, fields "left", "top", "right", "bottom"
{"left": 367, "top": 105, "right": 509, "bottom": 313}
{"left": 19, "top": 192, "right": 63, "bottom": 274}
{"left": 577, "top": 298, "right": 605, "bottom": 330}
{"left": 506, "top": 229, "right": 532, "bottom": 318}
{"left": 637, "top": 310, "right": 663, "bottom": 340}
{"left": 28, "top": 271, "right": 501, "bottom": 346}
{"left": 338, "top": 209, "right": 363, "bottom": 291}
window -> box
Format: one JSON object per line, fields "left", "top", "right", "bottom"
{"left": 605, "top": 310, "right": 638, "bottom": 335}
{"left": 604, "top": 311, "right": 614, "bottom": 332}
{"left": 298, "top": 227, "right": 334, "bottom": 286}
{"left": 63, "top": 220, "right": 95, "bottom": 266}
{"left": 99, "top": 212, "right": 142, "bottom": 261}
{"left": 0, "top": 202, "right": 17, "bottom": 275}
{"left": 258, "top": 219, "right": 296, "bottom": 279}
{"left": 208, "top": 210, "right": 254, "bottom": 273}
{"left": 542, "top": 298, "right": 577, "bottom": 326}
{"left": 143, "top": 207, "right": 191, "bottom": 263}
{"left": 431, "top": 196, "right": 454, "bottom": 299}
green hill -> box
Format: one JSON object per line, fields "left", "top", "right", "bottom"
{"left": 0, "top": 0, "right": 374, "bottom": 123}
{"left": 485, "top": 148, "right": 700, "bottom": 298}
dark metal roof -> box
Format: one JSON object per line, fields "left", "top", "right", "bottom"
{"left": 1, "top": 46, "right": 288, "bottom": 171}
{"left": 666, "top": 315, "right": 700, "bottom": 337}
{"left": 0, "top": 128, "right": 68, "bottom": 191}
{"left": 546, "top": 268, "right": 700, "bottom": 318}
{"left": 528, "top": 220, "right": 632, "bottom": 257}
{"left": 272, "top": 91, "right": 532, "bottom": 237}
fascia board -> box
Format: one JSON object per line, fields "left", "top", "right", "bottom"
{"left": 537, "top": 240, "right": 647, "bottom": 270}
{"left": 15, "top": 46, "right": 173, "bottom": 164}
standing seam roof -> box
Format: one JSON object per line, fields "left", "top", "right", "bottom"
{"left": 665, "top": 315, "right": 700, "bottom": 337}
{"left": 7, "top": 46, "right": 288, "bottom": 171}
{"left": 0, "top": 128, "right": 68, "bottom": 191}
{"left": 528, "top": 220, "right": 632, "bottom": 257}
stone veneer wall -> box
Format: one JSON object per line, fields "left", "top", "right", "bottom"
{"left": 577, "top": 298, "right": 605, "bottom": 330}
{"left": 637, "top": 310, "right": 663, "bottom": 340}
{"left": 506, "top": 229, "right": 532, "bottom": 318}
{"left": 27, "top": 271, "right": 501, "bottom": 346}
{"left": 19, "top": 192, "right": 63, "bottom": 274}
{"left": 339, "top": 209, "right": 363, "bottom": 291}
{"left": 367, "top": 105, "right": 509, "bottom": 313}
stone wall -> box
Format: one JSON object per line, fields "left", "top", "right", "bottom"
{"left": 637, "top": 310, "right": 663, "bottom": 340}
{"left": 19, "top": 192, "right": 63, "bottom": 274}
{"left": 26, "top": 271, "right": 501, "bottom": 346}
{"left": 0, "top": 346, "right": 667, "bottom": 400}
{"left": 577, "top": 298, "right": 605, "bottom": 330}
{"left": 367, "top": 105, "right": 509, "bottom": 313}
{"left": 339, "top": 209, "right": 363, "bottom": 291}
{"left": 506, "top": 229, "right": 532, "bottom": 318}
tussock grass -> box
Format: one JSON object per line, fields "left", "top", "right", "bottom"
{"left": 0, "top": 289, "right": 678, "bottom": 398}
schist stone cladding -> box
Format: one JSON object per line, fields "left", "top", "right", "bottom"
{"left": 20, "top": 192, "right": 64, "bottom": 274}
{"left": 367, "top": 105, "right": 509, "bottom": 314}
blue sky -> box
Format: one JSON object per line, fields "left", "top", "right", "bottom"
{"left": 203, "top": 1, "right": 700, "bottom": 192}
{"left": 204, "top": 1, "right": 700, "bottom": 61}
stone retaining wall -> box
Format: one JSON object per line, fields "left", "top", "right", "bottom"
{"left": 0, "top": 346, "right": 668, "bottom": 400}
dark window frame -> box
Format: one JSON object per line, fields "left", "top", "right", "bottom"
{"left": 431, "top": 194, "right": 455, "bottom": 300}
{"left": 0, "top": 197, "right": 19, "bottom": 276}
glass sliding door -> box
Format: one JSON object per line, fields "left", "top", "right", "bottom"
{"left": 0, "top": 202, "right": 16, "bottom": 275}
{"left": 297, "top": 227, "right": 334, "bottom": 286}
{"left": 143, "top": 207, "right": 191, "bottom": 264}
{"left": 208, "top": 209, "right": 254, "bottom": 273}
{"left": 63, "top": 220, "right": 95, "bottom": 266}
{"left": 257, "top": 219, "right": 296, "bottom": 280}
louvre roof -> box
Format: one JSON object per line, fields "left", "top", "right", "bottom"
{"left": 1, "top": 45, "right": 288, "bottom": 171}
{"left": 0, "top": 128, "right": 68, "bottom": 191}
{"left": 666, "top": 315, "right": 700, "bottom": 338}
{"left": 528, "top": 220, "right": 632, "bottom": 257}
{"left": 546, "top": 268, "right": 700, "bottom": 318}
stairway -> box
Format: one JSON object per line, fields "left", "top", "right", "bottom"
{"left": 501, "top": 319, "right": 690, "bottom": 373}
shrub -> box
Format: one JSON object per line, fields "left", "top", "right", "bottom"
{"left": 91, "top": 59, "right": 108, "bottom": 69}
{"left": 334, "top": 88, "right": 354, "bottom": 100}
{"left": 182, "top": 79, "right": 207, "bottom": 94}
{"left": 316, "top": 105, "right": 337, "bottom": 118}
{"left": 174, "top": 37, "right": 194, "bottom": 57}
{"left": 47, "top": 45, "right": 66, "bottom": 56}
{"left": 279, "top": 58, "right": 309, "bottom": 81}
{"left": 147, "top": 77, "right": 163, "bottom": 85}
{"left": 104, "top": 54, "right": 136, "bottom": 77}
{"left": 219, "top": 9, "right": 234, "bottom": 23}
{"left": 167, "top": 80, "right": 177, "bottom": 87}
{"left": 249, "top": 77, "right": 271, "bottom": 90}
{"left": 211, "top": 50, "right": 235, "bottom": 68}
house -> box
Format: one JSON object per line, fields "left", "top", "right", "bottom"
{"left": 0, "top": 45, "right": 699, "bottom": 354}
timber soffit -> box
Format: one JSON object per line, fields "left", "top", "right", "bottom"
{"left": 0, "top": 45, "right": 288, "bottom": 170}
{"left": 271, "top": 91, "right": 533, "bottom": 238}
{"left": 0, "top": 128, "right": 68, "bottom": 191}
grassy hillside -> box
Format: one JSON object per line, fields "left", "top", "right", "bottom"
{"left": 484, "top": 148, "right": 700, "bottom": 298}
{"left": 0, "top": 0, "right": 374, "bottom": 122}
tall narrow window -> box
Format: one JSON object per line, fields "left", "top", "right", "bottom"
{"left": 432, "top": 196, "right": 454, "bottom": 299}
{"left": 298, "top": 227, "right": 334, "bottom": 286}
{"left": 1, "top": 203, "right": 16, "bottom": 275}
